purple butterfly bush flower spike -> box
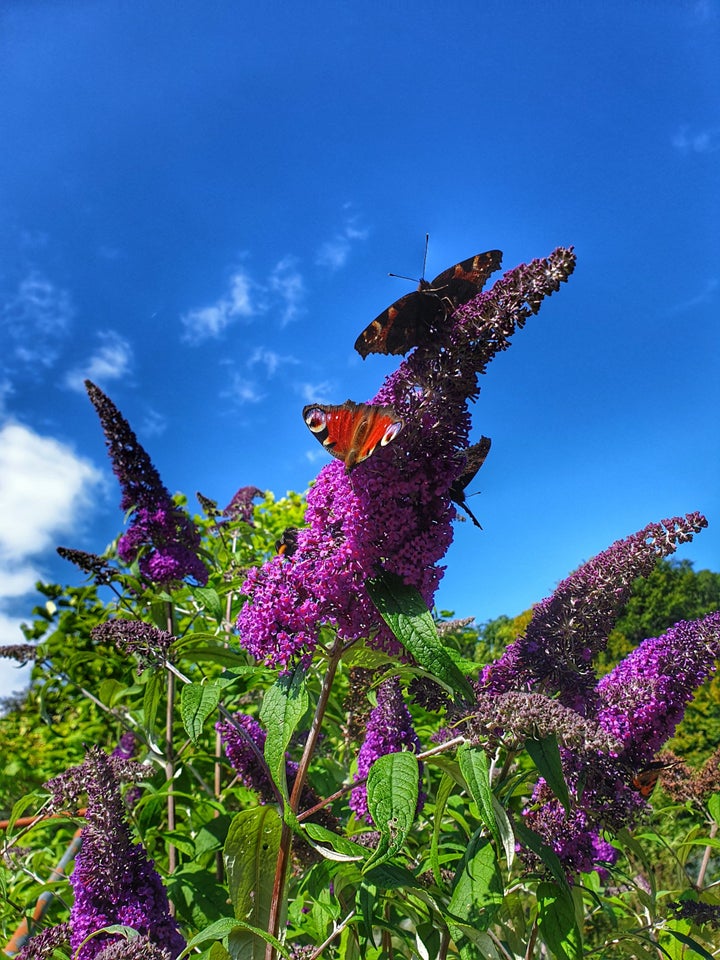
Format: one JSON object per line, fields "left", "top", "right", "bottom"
{"left": 481, "top": 513, "right": 708, "bottom": 712}
{"left": 238, "top": 248, "right": 576, "bottom": 668}
{"left": 44, "top": 746, "right": 184, "bottom": 960}
{"left": 85, "top": 380, "right": 207, "bottom": 586}
{"left": 349, "top": 676, "right": 424, "bottom": 822}
{"left": 475, "top": 516, "right": 719, "bottom": 876}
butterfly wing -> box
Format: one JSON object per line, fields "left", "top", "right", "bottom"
{"left": 449, "top": 437, "right": 492, "bottom": 528}
{"left": 303, "top": 401, "right": 403, "bottom": 472}
{"left": 354, "top": 291, "right": 442, "bottom": 358}
{"left": 430, "top": 250, "right": 503, "bottom": 304}
{"left": 355, "top": 250, "right": 503, "bottom": 358}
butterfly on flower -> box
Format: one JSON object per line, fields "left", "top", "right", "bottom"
{"left": 355, "top": 247, "right": 503, "bottom": 358}
{"left": 449, "top": 437, "right": 491, "bottom": 528}
{"left": 302, "top": 400, "right": 403, "bottom": 473}
{"left": 631, "top": 760, "right": 680, "bottom": 798}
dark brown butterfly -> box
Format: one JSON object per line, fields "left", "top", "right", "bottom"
{"left": 355, "top": 248, "right": 503, "bottom": 358}
{"left": 449, "top": 437, "right": 491, "bottom": 528}
{"left": 631, "top": 760, "right": 679, "bottom": 798}
{"left": 302, "top": 400, "right": 403, "bottom": 473}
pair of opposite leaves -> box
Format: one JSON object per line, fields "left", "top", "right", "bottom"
{"left": 303, "top": 248, "right": 503, "bottom": 484}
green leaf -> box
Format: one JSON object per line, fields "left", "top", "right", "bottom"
{"left": 447, "top": 830, "right": 503, "bottom": 933}
{"left": 260, "top": 661, "right": 309, "bottom": 796}
{"left": 180, "top": 917, "right": 289, "bottom": 960}
{"left": 302, "top": 822, "right": 366, "bottom": 862}
{"left": 142, "top": 668, "right": 164, "bottom": 735}
{"left": 525, "top": 735, "right": 571, "bottom": 813}
{"left": 707, "top": 791, "right": 720, "bottom": 825}
{"left": 458, "top": 745, "right": 499, "bottom": 844}
{"left": 491, "top": 795, "right": 515, "bottom": 869}
{"left": 537, "top": 881, "right": 582, "bottom": 960}
{"left": 194, "top": 586, "right": 224, "bottom": 619}
{"left": 431, "top": 772, "right": 456, "bottom": 885}
{"left": 366, "top": 571, "right": 474, "bottom": 702}
{"left": 663, "top": 928, "right": 715, "bottom": 960}
{"left": 224, "top": 807, "right": 282, "bottom": 929}
{"left": 364, "top": 751, "right": 419, "bottom": 871}
{"left": 181, "top": 681, "right": 222, "bottom": 743}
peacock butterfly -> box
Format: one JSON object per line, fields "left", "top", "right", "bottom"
{"left": 303, "top": 400, "right": 403, "bottom": 473}
{"left": 449, "top": 437, "right": 491, "bottom": 528}
{"left": 355, "top": 249, "right": 503, "bottom": 358}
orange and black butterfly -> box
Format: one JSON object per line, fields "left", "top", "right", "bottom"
{"left": 631, "top": 760, "right": 679, "bottom": 798}
{"left": 355, "top": 247, "right": 503, "bottom": 358}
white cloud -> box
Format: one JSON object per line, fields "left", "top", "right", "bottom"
{"left": 64, "top": 330, "right": 133, "bottom": 392}
{"left": 268, "top": 257, "right": 305, "bottom": 326}
{"left": 248, "top": 347, "right": 299, "bottom": 378}
{"left": 1, "top": 271, "right": 74, "bottom": 368}
{"left": 667, "top": 277, "right": 718, "bottom": 314}
{"left": 181, "top": 269, "right": 255, "bottom": 343}
{"left": 0, "top": 421, "right": 104, "bottom": 697}
{"left": 222, "top": 375, "right": 264, "bottom": 405}
{"left": 299, "top": 380, "right": 335, "bottom": 404}
{"left": 672, "top": 125, "right": 720, "bottom": 154}
{"left": 315, "top": 211, "right": 369, "bottom": 270}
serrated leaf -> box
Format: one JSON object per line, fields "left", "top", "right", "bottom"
{"left": 537, "top": 882, "right": 583, "bottom": 960}
{"left": 260, "top": 661, "right": 309, "bottom": 796}
{"left": 366, "top": 572, "right": 474, "bottom": 702}
{"left": 525, "top": 735, "right": 571, "bottom": 813}
{"left": 447, "top": 830, "right": 503, "bottom": 933}
{"left": 181, "top": 682, "right": 222, "bottom": 743}
{"left": 224, "top": 807, "right": 282, "bottom": 927}
{"left": 364, "top": 751, "right": 419, "bottom": 871}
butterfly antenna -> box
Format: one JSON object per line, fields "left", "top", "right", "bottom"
{"left": 388, "top": 272, "right": 419, "bottom": 282}
{"left": 421, "top": 233, "right": 429, "bottom": 281}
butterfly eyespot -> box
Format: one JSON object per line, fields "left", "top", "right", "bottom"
{"left": 304, "top": 407, "right": 327, "bottom": 433}
{"left": 381, "top": 421, "right": 403, "bottom": 446}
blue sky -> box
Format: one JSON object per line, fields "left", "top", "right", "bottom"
{"left": 1, "top": 1, "right": 718, "bottom": 696}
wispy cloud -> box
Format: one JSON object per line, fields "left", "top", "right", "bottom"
{"left": 1, "top": 271, "right": 75, "bottom": 368}
{"left": 298, "top": 380, "right": 335, "bottom": 404}
{"left": 140, "top": 409, "right": 167, "bottom": 437}
{"left": 0, "top": 420, "right": 103, "bottom": 695}
{"left": 672, "top": 124, "right": 720, "bottom": 154}
{"left": 268, "top": 256, "right": 305, "bottom": 326}
{"left": 248, "top": 347, "right": 299, "bottom": 377}
{"left": 222, "top": 374, "right": 264, "bottom": 405}
{"left": 181, "top": 269, "right": 255, "bottom": 343}
{"left": 666, "top": 277, "right": 718, "bottom": 314}
{"left": 64, "top": 330, "right": 133, "bottom": 392}
{"left": 315, "top": 210, "right": 369, "bottom": 271}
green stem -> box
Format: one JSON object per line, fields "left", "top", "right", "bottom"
{"left": 264, "top": 641, "right": 344, "bottom": 960}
